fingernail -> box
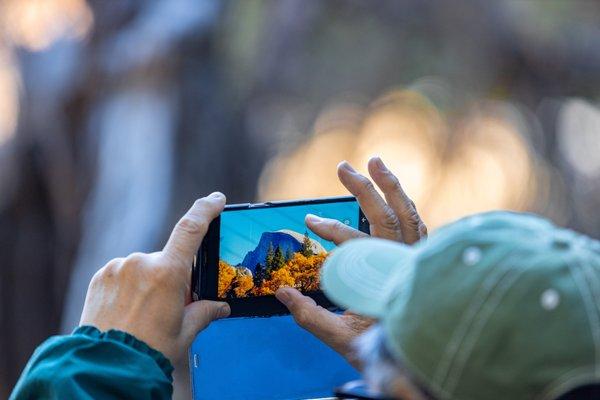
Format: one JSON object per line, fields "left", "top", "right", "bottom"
{"left": 218, "top": 304, "right": 231, "bottom": 318}
{"left": 209, "top": 192, "right": 225, "bottom": 199}
{"left": 338, "top": 161, "right": 357, "bottom": 173}
{"left": 275, "top": 288, "right": 290, "bottom": 305}
{"left": 374, "top": 157, "right": 388, "bottom": 172}
{"left": 306, "top": 214, "right": 323, "bottom": 224}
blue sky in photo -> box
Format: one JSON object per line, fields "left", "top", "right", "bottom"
{"left": 220, "top": 201, "right": 359, "bottom": 265}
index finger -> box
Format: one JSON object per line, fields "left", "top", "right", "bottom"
{"left": 163, "top": 192, "right": 226, "bottom": 265}
{"left": 305, "top": 214, "right": 368, "bottom": 245}
{"left": 337, "top": 161, "right": 401, "bottom": 241}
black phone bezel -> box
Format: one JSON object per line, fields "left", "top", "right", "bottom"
{"left": 192, "top": 195, "right": 370, "bottom": 318}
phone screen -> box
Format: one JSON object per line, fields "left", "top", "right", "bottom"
{"left": 217, "top": 200, "right": 360, "bottom": 299}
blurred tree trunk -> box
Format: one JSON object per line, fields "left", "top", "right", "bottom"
{"left": 0, "top": 47, "right": 86, "bottom": 398}
{"left": 0, "top": 0, "right": 268, "bottom": 397}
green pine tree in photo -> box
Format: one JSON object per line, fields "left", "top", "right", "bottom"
{"left": 265, "top": 242, "right": 275, "bottom": 270}
{"left": 273, "top": 245, "right": 285, "bottom": 269}
{"left": 301, "top": 230, "right": 314, "bottom": 257}
{"left": 254, "top": 263, "right": 267, "bottom": 286}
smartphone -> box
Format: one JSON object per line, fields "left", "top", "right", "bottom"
{"left": 193, "top": 196, "right": 369, "bottom": 317}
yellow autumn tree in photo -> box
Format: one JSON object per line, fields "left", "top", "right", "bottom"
{"left": 233, "top": 269, "right": 254, "bottom": 297}
{"left": 218, "top": 260, "right": 236, "bottom": 298}
{"left": 218, "top": 238, "right": 329, "bottom": 298}
{"left": 218, "top": 260, "right": 255, "bottom": 298}
{"left": 250, "top": 251, "right": 327, "bottom": 296}
{"left": 256, "top": 267, "right": 294, "bottom": 295}
{"left": 287, "top": 252, "right": 326, "bottom": 292}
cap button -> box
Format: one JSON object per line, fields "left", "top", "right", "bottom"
{"left": 462, "top": 246, "right": 482, "bottom": 266}
{"left": 551, "top": 231, "right": 573, "bottom": 250}
{"left": 540, "top": 288, "right": 560, "bottom": 310}
{"left": 552, "top": 238, "right": 570, "bottom": 249}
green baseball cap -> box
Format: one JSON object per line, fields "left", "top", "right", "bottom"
{"left": 321, "top": 211, "right": 600, "bottom": 400}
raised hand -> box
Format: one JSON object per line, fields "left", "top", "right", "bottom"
{"left": 276, "top": 157, "right": 427, "bottom": 368}
{"left": 80, "top": 192, "right": 231, "bottom": 364}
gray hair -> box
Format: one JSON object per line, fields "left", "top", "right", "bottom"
{"left": 354, "top": 324, "right": 434, "bottom": 400}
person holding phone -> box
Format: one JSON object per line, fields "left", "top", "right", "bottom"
{"left": 10, "top": 156, "right": 424, "bottom": 399}
{"left": 12, "top": 156, "right": 599, "bottom": 399}
{"left": 10, "top": 156, "right": 422, "bottom": 399}
{"left": 10, "top": 191, "right": 232, "bottom": 399}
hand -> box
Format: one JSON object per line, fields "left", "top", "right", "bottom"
{"left": 306, "top": 157, "right": 427, "bottom": 245}
{"left": 79, "top": 192, "right": 231, "bottom": 364}
{"left": 276, "top": 287, "right": 374, "bottom": 368}
{"left": 276, "top": 157, "right": 427, "bottom": 368}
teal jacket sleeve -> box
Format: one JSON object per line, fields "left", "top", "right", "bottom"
{"left": 10, "top": 326, "right": 174, "bottom": 400}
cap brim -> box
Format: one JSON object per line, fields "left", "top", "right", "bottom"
{"left": 321, "top": 237, "right": 415, "bottom": 318}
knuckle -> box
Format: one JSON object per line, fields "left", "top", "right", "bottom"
{"left": 125, "top": 252, "right": 146, "bottom": 267}
{"left": 419, "top": 222, "right": 428, "bottom": 237}
{"left": 397, "top": 200, "right": 418, "bottom": 222}
{"left": 330, "top": 219, "right": 345, "bottom": 233}
{"left": 401, "top": 200, "right": 417, "bottom": 217}
{"left": 96, "top": 258, "right": 122, "bottom": 279}
{"left": 177, "top": 215, "right": 207, "bottom": 236}
{"left": 381, "top": 209, "right": 400, "bottom": 230}
{"left": 380, "top": 170, "right": 408, "bottom": 200}
{"left": 393, "top": 181, "right": 408, "bottom": 199}
{"left": 386, "top": 173, "right": 402, "bottom": 191}
{"left": 358, "top": 177, "right": 377, "bottom": 195}
{"left": 106, "top": 257, "right": 123, "bottom": 267}
{"left": 120, "top": 252, "right": 147, "bottom": 275}
{"left": 294, "top": 307, "right": 313, "bottom": 328}
{"left": 90, "top": 269, "right": 105, "bottom": 285}
{"left": 405, "top": 216, "right": 421, "bottom": 233}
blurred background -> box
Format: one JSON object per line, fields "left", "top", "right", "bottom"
{"left": 1, "top": 0, "right": 599, "bottom": 397}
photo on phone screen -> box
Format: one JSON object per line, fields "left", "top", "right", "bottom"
{"left": 195, "top": 196, "right": 369, "bottom": 317}
{"left": 218, "top": 200, "right": 360, "bottom": 299}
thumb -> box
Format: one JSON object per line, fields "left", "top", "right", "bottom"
{"left": 180, "top": 300, "right": 230, "bottom": 346}
{"left": 276, "top": 287, "right": 339, "bottom": 334}
{"left": 276, "top": 287, "right": 357, "bottom": 361}
{"left": 276, "top": 287, "right": 316, "bottom": 314}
